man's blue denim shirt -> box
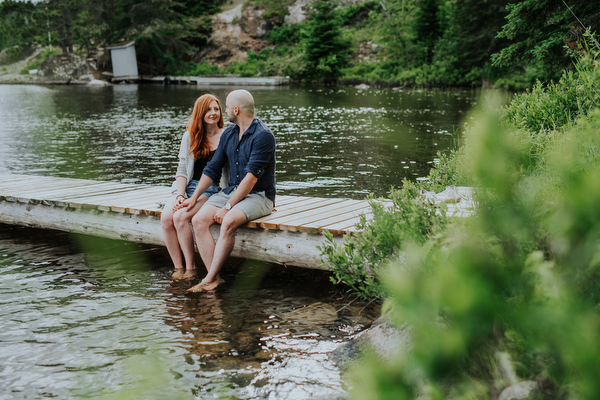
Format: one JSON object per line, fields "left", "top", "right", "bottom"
{"left": 203, "top": 118, "right": 276, "bottom": 204}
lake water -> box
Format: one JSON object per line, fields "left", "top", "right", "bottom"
{"left": 0, "top": 83, "right": 478, "bottom": 399}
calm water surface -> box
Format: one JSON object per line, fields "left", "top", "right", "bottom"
{"left": 0, "top": 83, "right": 478, "bottom": 399}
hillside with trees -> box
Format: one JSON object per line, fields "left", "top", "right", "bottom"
{"left": 1, "top": 0, "right": 598, "bottom": 89}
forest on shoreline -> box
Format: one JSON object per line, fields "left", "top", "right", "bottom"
{"left": 1, "top": 0, "right": 599, "bottom": 89}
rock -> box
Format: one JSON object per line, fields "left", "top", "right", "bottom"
{"left": 87, "top": 79, "right": 111, "bottom": 86}
{"left": 494, "top": 351, "right": 519, "bottom": 388}
{"left": 78, "top": 74, "right": 94, "bottom": 81}
{"left": 285, "top": 0, "right": 312, "bottom": 24}
{"left": 281, "top": 302, "right": 338, "bottom": 324}
{"left": 355, "top": 83, "right": 370, "bottom": 89}
{"left": 498, "top": 381, "right": 539, "bottom": 400}
{"left": 37, "top": 54, "right": 96, "bottom": 82}
{"left": 329, "top": 313, "right": 412, "bottom": 370}
{"left": 199, "top": 0, "right": 314, "bottom": 68}
{"left": 217, "top": 3, "right": 243, "bottom": 24}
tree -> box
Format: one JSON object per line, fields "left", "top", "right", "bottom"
{"left": 433, "top": 0, "right": 510, "bottom": 85}
{"left": 373, "top": 0, "right": 420, "bottom": 68}
{"left": 492, "top": 0, "right": 600, "bottom": 80}
{"left": 303, "top": 0, "right": 351, "bottom": 83}
{"left": 414, "top": 0, "right": 443, "bottom": 63}
{"left": 0, "top": 0, "right": 42, "bottom": 51}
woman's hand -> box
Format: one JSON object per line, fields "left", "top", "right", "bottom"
{"left": 172, "top": 194, "right": 186, "bottom": 211}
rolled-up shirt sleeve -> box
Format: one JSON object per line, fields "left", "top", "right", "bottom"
{"left": 245, "top": 132, "right": 275, "bottom": 179}
{"left": 202, "top": 136, "right": 227, "bottom": 183}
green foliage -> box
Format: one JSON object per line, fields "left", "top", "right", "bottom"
{"left": 0, "top": 0, "right": 42, "bottom": 51}
{"left": 177, "top": 60, "right": 221, "bottom": 76}
{"left": 432, "top": 0, "right": 510, "bottom": 86}
{"left": 251, "top": 0, "right": 293, "bottom": 20}
{"left": 269, "top": 22, "right": 303, "bottom": 45}
{"left": 492, "top": 0, "right": 600, "bottom": 80}
{"left": 502, "top": 38, "right": 600, "bottom": 148}
{"left": 19, "top": 46, "right": 60, "bottom": 74}
{"left": 320, "top": 181, "right": 449, "bottom": 300}
{"left": 338, "top": 1, "right": 379, "bottom": 27}
{"left": 414, "top": 0, "right": 443, "bottom": 63}
{"left": 222, "top": 48, "right": 272, "bottom": 77}
{"left": 303, "top": 0, "right": 351, "bottom": 83}
{"left": 342, "top": 38, "right": 600, "bottom": 400}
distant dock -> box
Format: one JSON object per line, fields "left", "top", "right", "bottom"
{"left": 0, "top": 174, "right": 475, "bottom": 269}
{"left": 112, "top": 75, "right": 290, "bottom": 86}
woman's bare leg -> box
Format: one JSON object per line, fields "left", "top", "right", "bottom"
{"left": 161, "top": 196, "right": 184, "bottom": 277}
{"left": 173, "top": 196, "right": 208, "bottom": 277}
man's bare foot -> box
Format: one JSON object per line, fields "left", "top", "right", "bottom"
{"left": 172, "top": 268, "right": 185, "bottom": 280}
{"left": 187, "top": 277, "right": 225, "bottom": 293}
{"left": 183, "top": 269, "right": 198, "bottom": 279}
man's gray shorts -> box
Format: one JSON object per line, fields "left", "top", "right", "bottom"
{"left": 205, "top": 189, "right": 273, "bottom": 222}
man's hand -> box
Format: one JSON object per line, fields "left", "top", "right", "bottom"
{"left": 180, "top": 197, "right": 197, "bottom": 212}
{"left": 213, "top": 206, "right": 229, "bottom": 224}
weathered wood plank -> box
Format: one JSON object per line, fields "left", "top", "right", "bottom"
{"left": 320, "top": 212, "right": 374, "bottom": 236}
{"left": 254, "top": 198, "right": 348, "bottom": 230}
{"left": 9, "top": 182, "right": 124, "bottom": 202}
{"left": 280, "top": 201, "right": 372, "bottom": 233}
{"left": 245, "top": 197, "right": 330, "bottom": 228}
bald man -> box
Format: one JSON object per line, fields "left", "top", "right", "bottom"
{"left": 182, "top": 89, "right": 276, "bottom": 293}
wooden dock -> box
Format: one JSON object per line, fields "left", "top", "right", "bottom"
{"left": 0, "top": 174, "right": 475, "bottom": 269}
{"left": 112, "top": 75, "right": 290, "bottom": 86}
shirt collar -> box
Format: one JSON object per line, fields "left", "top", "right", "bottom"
{"left": 244, "top": 118, "right": 259, "bottom": 136}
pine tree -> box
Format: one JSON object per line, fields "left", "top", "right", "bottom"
{"left": 492, "top": 0, "right": 600, "bottom": 80}
{"left": 303, "top": 0, "right": 350, "bottom": 83}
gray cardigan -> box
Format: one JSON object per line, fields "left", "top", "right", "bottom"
{"left": 170, "top": 131, "right": 229, "bottom": 194}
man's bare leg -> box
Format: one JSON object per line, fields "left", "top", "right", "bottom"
{"left": 192, "top": 204, "right": 219, "bottom": 273}
{"left": 188, "top": 208, "right": 247, "bottom": 293}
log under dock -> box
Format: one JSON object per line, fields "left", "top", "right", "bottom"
{"left": 0, "top": 174, "right": 475, "bottom": 269}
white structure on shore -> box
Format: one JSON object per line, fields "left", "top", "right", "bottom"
{"left": 107, "top": 40, "right": 139, "bottom": 80}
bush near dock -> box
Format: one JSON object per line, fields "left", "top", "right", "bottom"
{"left": 321, "top": 34, "right": 600, "bottom": 399}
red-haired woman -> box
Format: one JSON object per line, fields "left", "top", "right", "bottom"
{"left": 162, "top": 94, "right": 224, "bottom": 280}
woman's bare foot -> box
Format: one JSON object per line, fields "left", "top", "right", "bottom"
{"left": 183, "top": 269, "right": 198, "bottom": 279}
{"left": 187, "top": 277, "right": 225, "bottom": 293}
{"left": 172, "top": 268, "right": 185, "bottom": 280}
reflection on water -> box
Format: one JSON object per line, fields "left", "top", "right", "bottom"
{"left": 0, "top": 224, "right": 378, "bottom": 399}
{"left": 0, "top": 84, "right": 477, "bottom": 198}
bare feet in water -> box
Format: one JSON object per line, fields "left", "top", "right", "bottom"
{"left": 187, "top": 276, "right": 225, "bottom": 293}
{"left": 183, "top": 269, "right": 198, "bottom": 280}
{"left": 172, "top": 268, "right": 185, "bottom": 280}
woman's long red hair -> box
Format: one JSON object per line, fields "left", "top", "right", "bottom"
{"left": 188, "top": 94, "right": 224, "bottom": 160}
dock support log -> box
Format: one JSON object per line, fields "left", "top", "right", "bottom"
{"left": 0, "top": 196, "right": 342, "bottom": 269}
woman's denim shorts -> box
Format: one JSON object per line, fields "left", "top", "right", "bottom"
{"left": 185, "top": 180, "right": 221, "bottom": 198}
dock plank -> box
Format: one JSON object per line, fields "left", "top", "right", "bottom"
{"left": 10, "top": 182, "right": 125, "bottom": 202}
{"left": 319, "top": 212, "right": 374, "bottom": 236}
{"left": 252, "top": 198, "right": 348, "bottom": 230}
{"left": 274, "top": 199, "right": 365, "bottom": 229}
{"left": 280, "top": 201, "right": 372, "bottom": 233}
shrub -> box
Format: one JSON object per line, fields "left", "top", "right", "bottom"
{"left": 340, "top": 35, "right": 600, "bottom": 400}
{"left": 320, "top": 180, "right": 449, "bottom": 300}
